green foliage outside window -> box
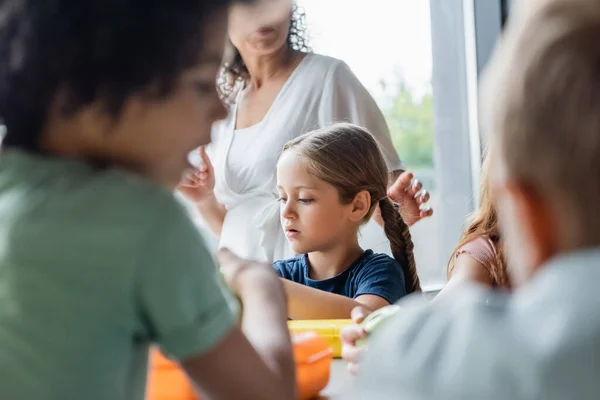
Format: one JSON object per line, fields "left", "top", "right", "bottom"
{"left": 379, "top": 77, "right": 434, "bottom": 171}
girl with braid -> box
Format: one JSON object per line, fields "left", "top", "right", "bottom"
{"left": 273, "top": 123, "right": 420, "bottom": 320}
{"left": 341, "top": 149, "right": 509, "bottom": 374}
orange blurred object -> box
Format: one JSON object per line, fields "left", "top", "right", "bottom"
{"left": 293, "top": 331, "right": 334, "bottom": 399}
{"left": 147, "top": 350, "right": 198, "bottom": 400}
{"left": 147, "top": 331, "right": 333, "bottom": 400}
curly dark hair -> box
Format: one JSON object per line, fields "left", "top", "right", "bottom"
{"left": 0, "top": 0, "right": 249, "bottom": 151}
{"left": 217, "top": 3, "right": 311, "bottom": 103}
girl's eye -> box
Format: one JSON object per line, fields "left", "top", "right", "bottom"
{"left": 277, "top": 197, "right": 287, "bottom": 204}
{"left": 299, "top": 199, "right": 313, "bottom": 205}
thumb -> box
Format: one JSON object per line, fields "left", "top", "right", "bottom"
{"left": 388, "top": 171, "right": 413, "bottom": 201}
{"left": 351, "top": 306, "right": 369, "bottom": 324}
{"left": 199, "top": 146, "right": 214, "bottom": 170}
{"left": 199, "top": 146, "right": 207, "bottom": 161}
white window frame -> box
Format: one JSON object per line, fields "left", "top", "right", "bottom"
{"left": 424, "top": 0, "right": 504, "bottom": 293}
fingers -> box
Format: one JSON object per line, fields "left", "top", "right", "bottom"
{"left": 199, "top": 146, "right": 208, "bottom": 162}
{"left": 342, "top": 341, "right": 366, "bottom": 367}
{"left": 387, "top": 171, "right": 413, "bottom": 201}
{"left": 413, "top": 188, "right": 430, "bottom": 211}
{"left": 341, "top": 325, "right": 367, "bottom": 370}
{"left": 196, "top": 147, "right": 210, "bottom": 174}
{"left": 195, "top": 169, "right": 209, "bottom": 185}
{"left": 389, "top": 171, "right": 432, "bottom": 209}
{"left": 199, "top": 146, "right": 214, "bottom": 172}
{"left": 420, "top": 207, "right": 434, "bottom": 218}
{"left": 180, "top": 167, "right": 209, "bottom": 188}
{"left": 341, "top": 308, "right": 370, "bottom": 374}
{"left": 341, "top": 325, "right": 367, "bottom": 374}
{"left": 407, "top": 178, "right": 422, "bottom": 198}
{"left": 415, "top": 188, "right": 433, "bottom": 219}
{"left": 415, "top": 189, "right": 430, "bottom": 204}
{"left": 340, "top": 324, "right": 367, "bottom": 345}
{"left": 350, "top": 306, "right": 369, "bottom": 323}
{"left": 388, "top": 171, "right": 425, "bottom": 201}
{"left": 191, "top": 172, "right": 204, "bottom": 186}
{"left": 179, "top": 170, "right": 200, "bottom": 187}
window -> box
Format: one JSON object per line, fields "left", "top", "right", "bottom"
{"left": 298, "top": 0, "right": 483, "bottom": 289}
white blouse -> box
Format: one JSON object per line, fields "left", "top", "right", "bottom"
{"left": 206, "top": 53, "right": 403, "bottom": 262}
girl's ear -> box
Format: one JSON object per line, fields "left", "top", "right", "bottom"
{"left": 349, "top": 190, "right": 371, "bottom": 222}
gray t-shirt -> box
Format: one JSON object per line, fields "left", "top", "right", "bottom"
{"left": 353, "top": 248, "right": 600, "bottom": 400}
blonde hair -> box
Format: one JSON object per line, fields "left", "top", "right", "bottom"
{"left": 282, "top": 123, "right": 421, "bottom": 294}
{"left": 481, "top": 0, "right": 600, "bottom": 249}
{"left": 447, "top": 151, "right": 508, "bottom": 287}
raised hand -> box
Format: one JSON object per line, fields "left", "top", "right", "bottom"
{"left": 387, "top": 171, "right": 433, "bottom": 227}
{"left": 178, "top": 146, "right": 216, "bottom": 203}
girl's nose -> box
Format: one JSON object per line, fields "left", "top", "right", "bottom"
{"left": 281, "top": 202, "right": 296, "bottom": 219}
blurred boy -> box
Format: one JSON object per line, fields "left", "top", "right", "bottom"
{"left": 352, "top": 0, "right": 600, "bottom": 398}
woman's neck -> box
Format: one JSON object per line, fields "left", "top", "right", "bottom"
{"left": 307, "top": 240, "right": 364, "bottom": 281}
{"left": 242, "top": 47, "right": 298, "bottom": 89}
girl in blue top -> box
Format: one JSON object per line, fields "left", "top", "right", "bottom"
{"left": 274, "top": 123, "right": 421, "bottom": 319}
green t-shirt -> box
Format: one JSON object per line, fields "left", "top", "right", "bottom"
{"left": 0, "top": 151, "right": 238, "bottom": 400}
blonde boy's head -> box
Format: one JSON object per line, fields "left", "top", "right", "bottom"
{"left": 481, "top": 0, "right": 600, "bottom": 283}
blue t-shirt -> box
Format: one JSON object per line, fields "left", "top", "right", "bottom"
{"left": 273, "top": 250, "right": 407, "bottom": 304}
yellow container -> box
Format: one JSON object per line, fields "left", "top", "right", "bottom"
{"left": 287, "top": 320, "right": 353, "bottom": 358}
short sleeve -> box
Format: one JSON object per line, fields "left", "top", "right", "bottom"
{"left": 135, "top": 195, "right": 239, "bottom": 361}
{"left": 272, "top": 258, "right": 304, "bottom": 283}
{"left": 272, "top": 260, "right": 287, "bottom": 278}
{"left": 318, "top": 61, "right": 403, "bottom": 171}
{"left": 456, "top": 237, "right": 497, "bottom": 276}
{"left": 354, "top": 257, "right": 407, "bottom": 304}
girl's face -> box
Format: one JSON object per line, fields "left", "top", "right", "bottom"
{"left": 54, "top": 9, "right": 228, "bottom": 188}
{"left": 277, "top": 150, "right": 358, "bottom": 254}
{"left": 228, "top": 0, "right": 293, "bottom": 57}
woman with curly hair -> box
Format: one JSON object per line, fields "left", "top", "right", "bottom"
{"left": 180, "top": 0, "right": 433, "bottom": 263}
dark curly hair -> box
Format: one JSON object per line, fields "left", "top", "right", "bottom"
{"left": 217, "top": 2, "right": 311, "bottom": 103}
{"left": 0, "top": 0, "right": 249, "bottom": 151}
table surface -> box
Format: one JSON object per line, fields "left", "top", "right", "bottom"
{"left": 318, "top": 360, "right": 353, "bottom": 399}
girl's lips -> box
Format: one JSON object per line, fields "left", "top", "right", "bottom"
{"left": 285, "top": 228, "right": 300, "bottom": 239}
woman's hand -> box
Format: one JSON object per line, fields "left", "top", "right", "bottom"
{"left": 178, "top": 146, "right": 216, "bottom": 203}
{"left": 388, "top": 171, "right": 433, "bottom": 226}
{"left": 340, "top": 306, "right": 370, "bottom": 375}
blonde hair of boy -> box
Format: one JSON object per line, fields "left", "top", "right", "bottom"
{"left": 481, "top": 0, "right": 600, "bottom": 249}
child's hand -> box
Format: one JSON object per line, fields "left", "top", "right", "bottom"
{"left": 178, "top": 146, "right": 216, "bottom": 203}
{"left": 388, "top": 170, "right": 433, "bottom": 226}
{"left": 341, "top": 306, "right": 370, "bottom": 375}
{"left": 217, "top": 248, "right": 283, "bottom": 299}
